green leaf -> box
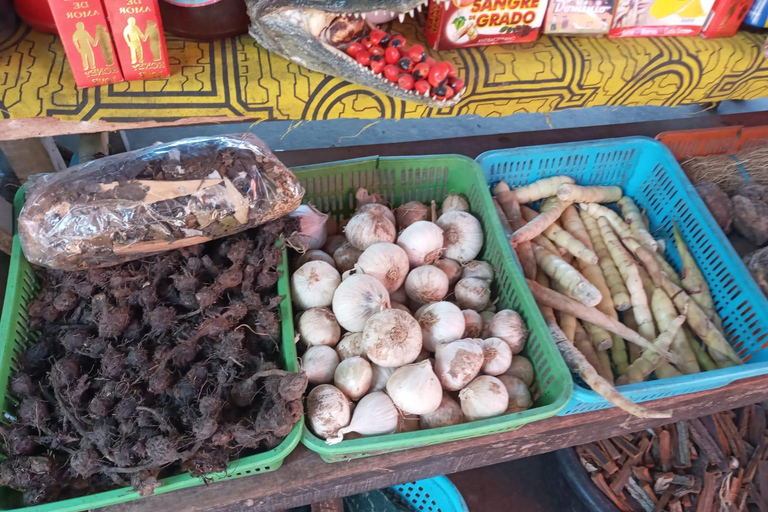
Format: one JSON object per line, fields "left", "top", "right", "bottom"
{"left": 452, "top": 16, "right": 466, "bottom": 29}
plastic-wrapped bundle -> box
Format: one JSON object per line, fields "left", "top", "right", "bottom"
{"left": 19, "top": 134, "right": 304, "bottom": 270}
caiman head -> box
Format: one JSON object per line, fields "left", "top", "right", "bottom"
{"left": 246, "top": 0, "right": 463, "bottom": 107}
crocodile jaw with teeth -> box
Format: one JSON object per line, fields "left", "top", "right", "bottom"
{"left": 246, "top": 0, "right": 463, "bottom": 107}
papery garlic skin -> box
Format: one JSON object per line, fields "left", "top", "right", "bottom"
{"left": 437, "top": 211, "right": 483, "bottom": 264}
{"left": 462, "top": 260, "right": 494, "bottom": 281}
{"left": 397, "top": 221, "right": 444, "bottom": 267}
{"left": 434, "top": 338, "right": 484, "bottom": 391}
{"left": 303, "top": 345, "right": 340, "bottom": 385}
{"left": 336, "top": 332, "right": 367, "bottom": 360}
{"left": 355, "top": 243, "right": 410, "bottom": 293}
{"left": 418, "top": 301, "right": 465, "bottom": 352}
{"left": 455, "top": 277, "right": 491, "bottom": 311}
{"left": 345, "top": 209, "right": 397, "bottom": 251}
{"left": 499, "top": 375, "right": 533, "bottom": 413}
{"left": 326, "top": 391, "right": 399, "bottom": 445}
{"left": 334, "top": 356, "right": 372, "bottom": 400}
{"left": 386, "top": 360, "right": 442, "bottom": 415}
{"left": 459, "top": 375, "right": 509, "bottom": 421}
{"left": 362, "top": 309, "right": 422, "bottom": 368}
{"left": 298, "top": 307, "right": 341, "bottom": 348}
{"left": 419, "top": 393, "right": 464, "bottom": 429}
{"left": 290, "top": 204, "right": 328, "bottom": 250}
{"left": 332, "top": 274, "right": 390, "bottom": 332}
{"left": 489, "top": 310, "right": 528, "bottom": 354}
{"left": 480, "top": 337, "right": 513, "bottom": 376}
{"left": 307, "top": 384, "right": 350, "bottom": 439}
{"left": 405, "top": 265, "right": 449, "bottom": 305}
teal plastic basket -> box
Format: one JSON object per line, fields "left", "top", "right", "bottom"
{"left": 385, "top": 477, "right": 469, "bottom": 512}
{"left": 476, "top": 137, "right": 768, "bottom": 416}
{"left": 294, "top": 155, "right": 572, "bottom": 461}
{"left": 0, "top": 188, "right": 303, "bottom": 512}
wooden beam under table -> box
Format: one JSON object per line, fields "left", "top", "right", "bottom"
{"left": 0, "top": 137, "right": 67, "bottom": 182}
{"left": 101, "top": 373, "right": 768, "bottom": 512}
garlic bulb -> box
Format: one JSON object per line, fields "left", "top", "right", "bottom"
{"left": 395, "top": 201, "right": 429, "bottom": 229}
{"left": 298, "top": 307, "right": 341, "bottom": 348}
{"left": 419, "top": 301, "right": 465, "bottom": 352}
{"left": 324, "top": 235, "right": 347, "bottom": 255}
{"left": 462, "top": 260, "right": 494, "bottom": 281}
{"left": 303, "top": 345, "right": 340, "bottom": 385}
{"left": 358, "top": 203, "right": 396, "bottom": 226}
{"left": 390, "top": 302, "right": 410, "bottom": 313}
{"left": 397, "top": 221, "right": 444, "bottom": 267}
{"left": 498, "top": 375, "right": 533, "bottom": 412}
{"left": 462, "top": 310, "right": 483, "bottom": 338}
{"left": 480, "top": 311, "right": 495, "bottom": 337}
{"left": 291, "top": 261, "right": 341, "bottom": 310}
{"left": 413, "top": 302, "right": 435, "bottom": 320}
{"left": 405, "top": 265, "right": 449, "bottom": 305}
{"left": 459, "top": 375, "right": 509, "bottom": 421}
{"left": 362, "top": 309, "right": 422, "bottom": 367}
{"left": 419, "top": 393, "right": 464, "bottom": 429}
{"left": 435, "top": 339, "right": 484, "bottom": 391}
{"left": 355, "top": 243, "right": 409, "bottom": 293}
{"left": 504, "top": 356, "right": 534, "bottom": 387}
{"left": 327, "top": 392, "right": 398, "bottom": 445}
{"left": 336, "top": 332, "right": 366, "bottom": 360}
{"left": 345, "top": 209, "right": 397, "bottom": 251}
{"left": 369, "top": 363, "right": 396, "bottom": 392}
{"left": 436, "top": 211, "right": 483, "bottom": 263}
{"left": 481, "top": 337, "right": 513, "bottom": 376}
{"left": 433, "top": 258, "right": 463, "bottom": 287}
{"left": 455, "top": 277, "right": 491, "bottom": 311}
{"left": 489, "top": 310, "right": 528, "bottom": 354}
{"left": 386, "top": 360, "right": 443, "bottom": 415}
{"left": 441, "top": 194, "right": 470, "bottom": 214}
{"left": 334, "top": 356, "right": 372, "bottom": 400}
{"left": 307, "top": 384, "right": 351, "bottom": 439}
{"left": 295, "top": 250, "right": 336, "bottom": 270}
{"left": 333, "top": 243, "right": 362, "bottom": 273}
{"left": 390, "top": 285, "right": 407, "bottom": 304}
{"left": 289, "top": 204, "right": 328, "bottom": 250}
{"left": 332, "top": 274, "right": 390, "bottom": 332}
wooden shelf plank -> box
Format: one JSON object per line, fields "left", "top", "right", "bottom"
{"left": 1, "top": 20, "right": 767, "bottom": 140}
{"left": 98, "top": 373, "right": 768, "bottom": 512}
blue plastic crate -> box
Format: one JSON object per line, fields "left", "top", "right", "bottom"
{"left": 476, "top": 137, "right": 768, "bottom": 416}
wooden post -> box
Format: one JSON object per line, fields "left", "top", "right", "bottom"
{"left": 78, "top": 132, "right": 109, "bottom": 163}
{"left": 0, "top": 137, "right": 67, "bottom": 182}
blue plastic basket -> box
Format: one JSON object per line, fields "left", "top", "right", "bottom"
{"left": 384, "top": 477, "right": 469, "bottom": 512}
{"left": 476, "top": 137, "right": 768, "bottom": 416}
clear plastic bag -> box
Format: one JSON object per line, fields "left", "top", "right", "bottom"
{"left": 18, "top": 134, "right": 304, "bottom": 270}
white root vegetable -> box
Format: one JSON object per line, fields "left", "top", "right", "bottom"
{"left": 437, "top": 211, "right": 484, "bottom": 263}
{"left": 303, "top": 345, "right": 340, "bottom": 385}
{"left": 355, "top": 243, "right": 410, "bottom": 293}
{"left": 327, "top": 391, "right": 398, "bottom": 444}
{"left": 369, "top": 363, "right": 396, "bottom": 392}
{"left": 556, "top": 184, "right": 623, "bottom": 204}
{"left": 441, "top": 194, "right": 470, "bottom": 214}
{"left": 336, "top": 332, "right": 366, "bottom": 360}
{"left": 397, "top": 221, "right": 444, "bottom": 267}
{"left": 298, "top": 307, "right": 341, "bottom": 348}
{"left": 504, "top": 356, "right": 534, "bottom": 387}
{"left": 419, "top": 394, "right": 464, "bottom": 429}
{"left": 435, "top": 338, "right": 484, "bottom": 391}
{"left": 433, "top": 258, "right": 463, "bottom": 287}
{"left": 362, "top": 309, "right": 423, "bottom": 367}
{"left": 459, "top": 375, "right": 509, "bottom": 421}
{"left": 333, "top": 243, "right": 362, "bottom": 273}
{"left": 511, "top": 198, "right": 571, "bottom": 245}
{"left": 291, "top": 261, "right": 341, "bottom": 310}
{"left": 455, "top": 277, "right": 492, "bottom": 311}
{"left": 418, "top": 301, "right": 466, "bottom": 352}
{"left": 307, "top": 385, "right": 351, "bottom": 439}
{"left": 533, "top": 244, "right": 602, "bottom": 307}
{"left": 332, "top": 274, "right": 390, "bottom": 332}
{"left": 333, "top": 356, "right": 373, "bottom": 400}
{"left": 511, "top": 176, "right": 575, "bottom": 204}
{"left": 488, "top": 310, "right": 527, "bottom": 354}
{"left": 580, "top": 209, "right": 631, "bottom": 311}
{"left": 617, "top": 197, "right": 657, "bottom": 251}
{"left": 498, "top": 375, "right": 533, "bottom": 412}
{"left": 481, "top": 337, "right": 513, "bottom": 375}
{"left": 405, "top": 265, "right": 449, "bottom": 305}
{"left": 520, "top": 205, "right": 597, "bottom": 265}
{"left": 386, "top": 360, "right": 443, "bottom": 415}
{"left": 290, "top": 204, "right": 329, "bottom": 250}
{"left": 345, "top": 208, "right": 397, "bottom": 251}
{"left": 462, "top": 309, "right": 484, "bottom": 338}
{"left": 462, "top": 260, "right": 494, "bottom": 281}
{"left": 395, "top": 201, "right": 429, "bottom": 229}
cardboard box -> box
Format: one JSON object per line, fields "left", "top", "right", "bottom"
{"left": 103, "top": 0, "right": 170, "bottom": 80}
{"left": 609, "top": 0, "right": 716, "bottom": 36}
{"left": 48, "top": 0, "right": 124, "bottom": 88}
{"left": 701, "top": 0, "right": 753, "bottom": 36}
{"left": 426, "top": 0, "right": 549, "bottom": 50}
{"left": 544, "top": 0, "right": 616, "bottom": 35}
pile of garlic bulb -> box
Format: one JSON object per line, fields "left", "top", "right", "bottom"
{"left": 291, "top": 193, "right": 536, "bottom": 445}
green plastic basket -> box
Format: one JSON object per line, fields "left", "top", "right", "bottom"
{"left": 295, "top": 155, "right": 572, "bottom": 462}
{"left": 0, "top": 188, "right": 304, "bottom": 512}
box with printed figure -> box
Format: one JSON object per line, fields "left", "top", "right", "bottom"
{"left": 700, "top": 0, "right": 753, "bottom": 37}
{"left": 544, "top": 0, "right": 616, "bottom": 35}
{"left": 48, "top": 0, "right": 124, "bottom": 88}
{"left": 104, "top": 0, "right": 170, "bottom": 81}
{"left": 609, "top": 0, "right": 716, "bottom": 36}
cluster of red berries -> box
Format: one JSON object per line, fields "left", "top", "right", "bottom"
{"left": 345, "top": 29, "right": 464, "bottom": 101}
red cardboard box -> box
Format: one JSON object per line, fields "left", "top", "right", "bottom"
{"left": 426, "top": 0, "right": 548, "bottom": 50}
{"left": 609, "top": 0, "right": 716, "bottom": 36}
{"left": 48, "top": 0, "right": 124, "bottom": 88}
{"left": 103, "top": 0, "right": 170, "bottom": 80}
{"left": 700, "top": 0, "right": 753, "bottom": 37}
